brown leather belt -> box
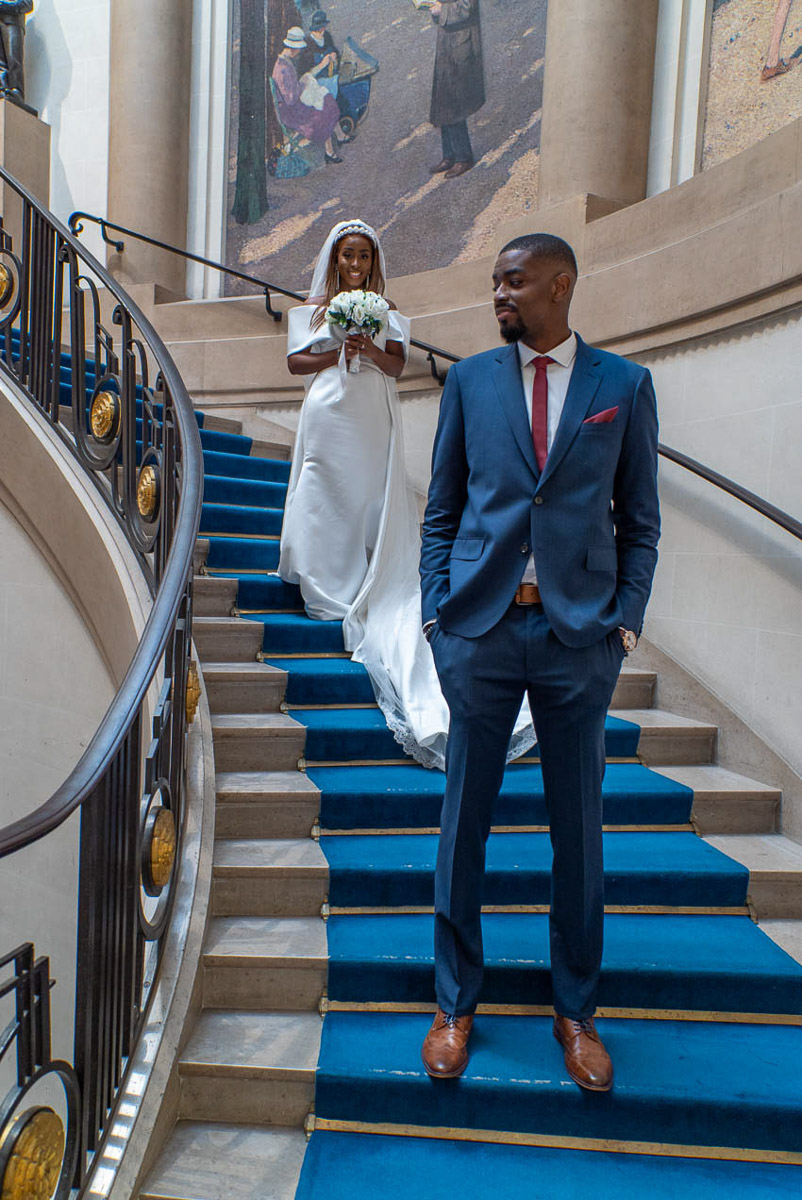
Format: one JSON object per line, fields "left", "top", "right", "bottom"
{"left": 514, "top": 583, "right": 542, "bottom": 606}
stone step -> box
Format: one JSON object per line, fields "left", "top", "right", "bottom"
{"left": 193, "top": 574, "right": 238, "bottom": 617}
{"left": 193, "top": 537, "right": 210, "bottom": 573}
{"left": 705, "top": 833, "right": 802, "bottom": 919}
{"left": 198, "top": 412, "right": 245, "bottom": 435}
{"left": 139, "top": 1121, "right": 306, "bottom": 1200}
{"left": 203, "top": 663, "right": 287, "bottom": 713}
{"left": 213, "top": 838, "right": 328, "bottom": 917}
{"left": 193, "top": 616, "right": 263, "bottom": 663}
{"left": 653, "top": 765, "right": 780, "bottom": 835}
{"left": 204, "top": 917, "right": 327, "bottom": 1011}
{"left": 251, "top": 438, "right": 292, "bottom": 462}
{"left": 616, "top": 708, "right": 718, "bottom": 765}
{"left": 178, "top": 1010, "right": 321, "bottom": 1126}
{"left": 611, "top": 668, "right": 655, "bottom": 710}
{"left": 210, "top": 713, "right": 306, "bottom": 772}
{"left": 760, "top": 919, "right": 802, "bottom": 965}
{"left": 215, "top": 770, "right": 320, "bottom": 840}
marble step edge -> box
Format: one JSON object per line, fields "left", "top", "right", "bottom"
{"left": 654, "top": 766, "right": 780, "bottom": 835}
{"left": 193, "top": 575, "right": 239, "bottom": 617}
{"left": 202, "top": 916, "right": 327, "bottom": 1012}
{"left": 138, "top": 1121, "right": 307, "bottom": 1200}
{"left": 197, "top": 412, "right": 243, "bottom": 435}
{"left": 179, "top": 1011, "right": 321, "bottom": 1082}
{"left": 193, "top": 538, "right": 209, "bottom": 573}
{"left": 211, "top": 838, "right": 327, "bottom": 918}
{"left": 203, "top": 663, "right": 288, "bottom": 714}
{"left": 215, "top": 770, "right": 320, "bottom": 841}
{"left": 210, "top": 762, "right": 777, "bottom": 843}
{"left": 705, "top": 833, "right": 802, "bottom": 919}
{"left": 617, "top": 708, "right": 718, "bottom": 766}
{"left": 177, "top": 1010, "right": 321, "bottom": 1128}
{"left": 193, "top": 616, "right": 265, "bottom": 664}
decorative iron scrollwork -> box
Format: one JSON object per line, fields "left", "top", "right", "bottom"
{"left": 141, "top": 803, "right": 177, "bottom": 896}
{"left": 185, "top": 658, "right": 201, "bottom": 724}
{"left": 0, "top": 166, "right": 203, "bottom": 1192}
{"left": 0, "top": 947, "right": 80, "bottom": 1200}
{"left": 137, "top": 459, "right": 160, "bottom": 523}
{"left": 0, "top": 1106, "right": 66, "bottom": 1200}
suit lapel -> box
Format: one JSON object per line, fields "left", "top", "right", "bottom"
{"left": 492, "top": 344, "right": 539, "bottom": 480}
{"left": 538, "top": 335, "right": 603, "bottom": 489}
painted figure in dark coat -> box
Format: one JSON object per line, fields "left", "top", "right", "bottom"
{"left": 429, "top": 0, "right": 485, "bottom": 179}
{"left": 0, "top": 0, "right": 33, "bottom": 101}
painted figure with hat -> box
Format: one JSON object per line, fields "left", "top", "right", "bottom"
{"left": 300, "top": 9, "right": 340, "bottom": 97}
{"left": 271, "top": 25, "right": 343, "bottom": 163}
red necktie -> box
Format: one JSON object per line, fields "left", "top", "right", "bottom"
{"left": 532, "top": 355, "right": 554, "bottom": 472}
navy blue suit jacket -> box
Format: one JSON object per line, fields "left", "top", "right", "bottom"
{"left": 420, "top": 335, "right": 660, "bottom": 647}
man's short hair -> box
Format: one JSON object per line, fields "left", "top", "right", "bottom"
{"left": 499, "top": 233, "right": 578, "bottom": 278}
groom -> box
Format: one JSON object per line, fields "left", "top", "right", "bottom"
{"left": 420, "top": 233, "right": 660, "bottom": 1090}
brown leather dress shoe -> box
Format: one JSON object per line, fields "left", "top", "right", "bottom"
{"left": 422, "top": 1007, "right": 473, "bottom": 1078}
{"left": 429, "top": 158, "right": 455, "bottom": 174}
{"left": 444, "top": 160, "right": 474, "bottom": 179}
{"left": 553, "top": 1015, "right": 613, "bottom": 1092}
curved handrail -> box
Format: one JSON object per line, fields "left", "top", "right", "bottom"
{"left": 67, "top": 210, "right": 800, "bottom": 542}
{"left": 0, "top": 180, "right": 204, "bottom": 851}
{"left": 67, "top": 210, "right": 461, "bottom": 378}
{"left": 658, "top": 443, "right": 801, "bottom": 541}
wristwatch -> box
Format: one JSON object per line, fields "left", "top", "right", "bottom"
{"left": 619, "top": 627, "right": 638, "bottom": 655}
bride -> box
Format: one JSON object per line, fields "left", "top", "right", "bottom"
{"left": 279, "top": 218, "right": 535, "bottom": 769}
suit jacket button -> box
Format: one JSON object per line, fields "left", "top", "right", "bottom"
{"left": 534, "top": 496, "right": 544, "bottom": 505}
{"left": 521, "top": 543, "right": 529, "bottom": 554}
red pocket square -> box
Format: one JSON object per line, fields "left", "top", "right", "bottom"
{"left": 583, "top": 406, "right": 618, "bottom": 424}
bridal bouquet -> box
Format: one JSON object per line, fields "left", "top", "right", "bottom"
{"left": 326, "top": 289, "right": 390, "bottom": 374}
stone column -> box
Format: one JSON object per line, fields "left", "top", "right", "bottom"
{"left": 537, "top": 0, "right": 660, "bottom": 209}
{"left": 107, "top": 0, "right": 193, "bottom": 295}
{"left": 0, "top": 99, "right": 50, "bottom": 251}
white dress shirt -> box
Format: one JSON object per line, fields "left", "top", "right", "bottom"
{"left": 517, "top": 332, "right": 578, "bottom": 584}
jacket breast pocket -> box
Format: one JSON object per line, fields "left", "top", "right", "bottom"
{"left": 451, "top": 536, "right": 485, "bottom": 561}
{"left": 585, "top": 545, "right": 618, "bottom": 572}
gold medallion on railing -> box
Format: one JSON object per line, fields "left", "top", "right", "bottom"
{"left": 185, "top": 659, "right": 201, "bottom": 725}
{"left": 0, "top": 262, "right": 13, "bottom": 308}
{"left": 136, "top": 463, "right": 160, "bottom": 523}
{"left": 141, "top": 805, "right": 176, "bottom": 896}
{"left": 0, "top": 1106, "right": 65, "bottom": 1200}
{"left": 89, "top": 389, "right": 120, "bottom": 443}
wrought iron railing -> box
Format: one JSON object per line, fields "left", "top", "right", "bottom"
{"left": 67, "top": 211, "right": 460, "bottom": 384}
{"left": 67, "top": 210, "right": 802, "bottom": 540}
{"left": 0, "top": 169, "right": 203, "bottom": 1195}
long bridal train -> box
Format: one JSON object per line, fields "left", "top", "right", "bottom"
{"left": 279, "top": 302, "right": 535, "bottom": 771}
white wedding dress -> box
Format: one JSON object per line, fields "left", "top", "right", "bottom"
{"left": 279, "top": 302, "right": 536, "bottom": 771}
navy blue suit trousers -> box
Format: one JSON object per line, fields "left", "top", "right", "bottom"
{"left": 430, "top": 603, "right": 625, "bottom": 1019}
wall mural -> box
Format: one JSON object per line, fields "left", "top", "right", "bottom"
{"left": 226, "top": 0, "right": 547, "bottom": 293}
{"left": 703, "top": 0, "right": 802, "bottom": 169}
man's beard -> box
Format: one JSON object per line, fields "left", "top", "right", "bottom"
{"left": 499, "top": 314, "right": 525, "bottom": 343}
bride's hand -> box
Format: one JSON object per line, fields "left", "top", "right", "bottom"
{"left": 345, "top": 333, "right": 376, "bottom": 362}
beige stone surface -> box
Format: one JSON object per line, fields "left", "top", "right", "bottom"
{"left": 538, "top": 0, "right": 660, "bottom": 206}
{"left": 140, "top": 1121, "right": 307, "bottom": 1200}
{"left": 107, "top": 0, "right": 193, "bottom": 293}
{"left": 0, "top": 100, "right": 50, "bottom": 248}
{"left": 181, "top": 1009, "right": 322, "bottom": 1076}
{"left": 759, "top": 919, "right": 802, "bottom": 965}
{"left": 705, "top": 832, "right": 802, "bottom": 917}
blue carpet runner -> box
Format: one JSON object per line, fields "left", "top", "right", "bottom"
{"left": 195, "top": 426, "right": 802, "bottom": 1192}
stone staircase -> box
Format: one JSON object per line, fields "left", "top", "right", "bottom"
{"left": 139, "top": 412, "right": 802, "bottom": 1200}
